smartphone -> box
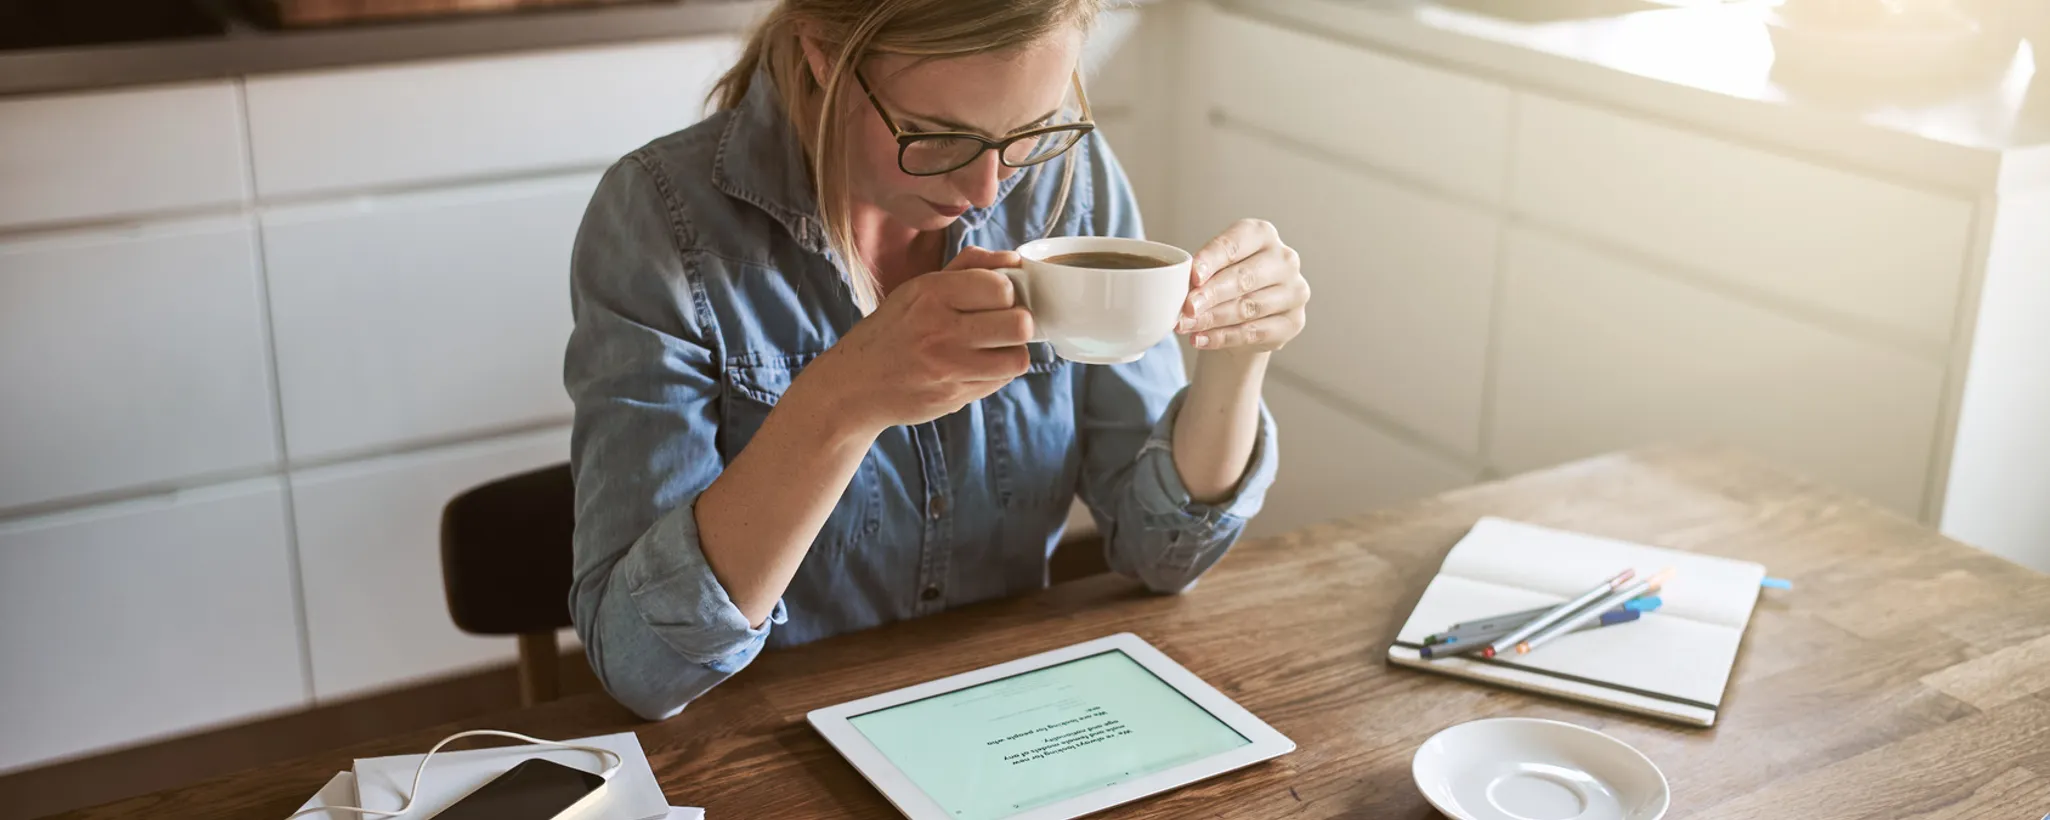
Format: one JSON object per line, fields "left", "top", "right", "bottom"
{"left": 431, "top": 757, "right": 606, "bottom": 820}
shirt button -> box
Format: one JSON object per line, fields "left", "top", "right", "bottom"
{"left": 929, "top": 496, "right": 947, "bottom": 519}
{"left": 921, "top": 585, "right": 942, "bottom": 602}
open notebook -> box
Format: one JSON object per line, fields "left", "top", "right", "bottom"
{"left": 1386, "top": 518, "right": 1766, "bottom": 726}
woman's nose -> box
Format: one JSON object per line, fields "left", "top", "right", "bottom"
{"left": 952, "top": 150, "right": 1015, "bottom": 209}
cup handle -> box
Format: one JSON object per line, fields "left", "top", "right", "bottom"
{"left": 995, "top": 267, "right": 1047, "bottom": 343}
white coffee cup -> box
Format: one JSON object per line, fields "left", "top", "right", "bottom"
{"left": 997, "top": 236, "right": 1192, "bottom": 365}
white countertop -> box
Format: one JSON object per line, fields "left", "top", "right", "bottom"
{"left": 0, "top": 1, "right": 772, "bottom": 100}
{"left": 1224, "top": 0, "right": 2050, "bottom": 193}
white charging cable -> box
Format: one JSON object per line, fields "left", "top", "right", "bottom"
{"left": 285, "top": 729, "right": 624, "bottom": 819}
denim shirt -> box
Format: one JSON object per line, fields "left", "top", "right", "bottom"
{"left": 562, "top": 72, "right": 1279, "bottom": 720}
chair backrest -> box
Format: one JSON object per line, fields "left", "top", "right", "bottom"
{"left": 440, "top": 463, "right": 576, "bottom": 636}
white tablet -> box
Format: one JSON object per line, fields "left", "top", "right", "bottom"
{"left": 807, "top": 633, "right": 1294, "bottom": 820}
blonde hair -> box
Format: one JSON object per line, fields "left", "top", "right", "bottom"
{"left": 712, "top": 0, "right": 1101, "bottom": 313}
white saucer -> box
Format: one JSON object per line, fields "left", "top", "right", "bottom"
{"left": 1412, "top": 718, "right": 1669, "bottom": 820}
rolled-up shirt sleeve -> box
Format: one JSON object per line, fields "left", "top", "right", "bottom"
{"left": 1078, "top": 348, "right": 1280, "bottom": 593}
{"left": 1070, "top": 134, "right": 1280, "bottom": 592}
{"left": 563, "top": 156, "right": 784, "bottom": 720}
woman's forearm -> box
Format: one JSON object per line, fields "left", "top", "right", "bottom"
{"left": 696, "top": 372, "right": 877, "bottom": 627}
{"left": 1171, "top": 349, "right": 1270, "bottom": 504}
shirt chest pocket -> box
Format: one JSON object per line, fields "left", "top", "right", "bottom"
{"left": 721, "top": 351, "right": 881, "bottom": 556}
{"left": 986, "top": 342, "right": 1077, "bottom": 513}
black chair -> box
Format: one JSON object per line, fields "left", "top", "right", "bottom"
{"left": 440, "top": 463, "right": 576, "bottom": 706}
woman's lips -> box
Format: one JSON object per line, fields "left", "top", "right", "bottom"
{"left": 925, "top": 199, "right": 969, "bottom": 218}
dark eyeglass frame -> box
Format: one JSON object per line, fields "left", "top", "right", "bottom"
{"left": 854, "top": 67, "right": 1096, "bottom": 177}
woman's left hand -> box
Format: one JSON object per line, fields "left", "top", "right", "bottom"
{"left": 1177, "top": 218, "right": 1310, "bottom": 353}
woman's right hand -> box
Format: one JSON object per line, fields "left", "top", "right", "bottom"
{"left": 806, "top": 246, "right": 1036, "bottom": 432}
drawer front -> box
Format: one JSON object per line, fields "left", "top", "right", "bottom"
{"left": 1491, "top": 228, "right": 1944, "bottom": 515}
{"left": 1200, "top": 9, "right": 1513, "bottom": 204}
{"left": 0, "top": 82, "right": 249, "bottom": 230}
{"left": 0, "top": 219, "right": 281, "bottom": 512}
{"left": 245, "top": 37, "right": 741, "bottom": 198}
{"left": 291, "top": 428, "right": 569, "bottom": 700}
{"left": 263, "top": 174, "right": 592, "bottom": 462}
{"left": 1201, "top": 126, "right": 1499, "bottom": 456}
{"left": 1512, "top": 94, "right": 1972, "bottom": 346}
{"left": 1249, "top": 375, "right": 1480, "bottom": 538}
{"left": 0, "top": 480, "right": 305, "bottom": 773}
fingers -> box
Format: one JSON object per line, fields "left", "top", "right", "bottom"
{"left": 1189, "top": 218, "right": 1279, "bottom": 289}
{"left": 956, "top": 345, "right": 1032, "bottom": 381}
{"left": 945, "top": 245, "right": 1024, "bottom": 272}
{"left": 929, "top": 267, "right": 1018, "bottom": 312}
{"left": 1179, "top": 280, "right": 1308, "bottom": 334}
{"left": 1184, "top": 245, "right": 1299, "bottom": 319}
{"left": 956, "top": 306, "right": 1036, "bottom": 348}
{"left": 1191, "top": 312, "right": 1304, "bottom": 351}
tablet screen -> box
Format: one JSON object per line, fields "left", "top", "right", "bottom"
{"left": 847, "top": 649, "right": 1251, "bottom": 819}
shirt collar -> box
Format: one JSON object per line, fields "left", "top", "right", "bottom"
{"left": 714, "top": 68, "right": 829, "bottom": 254}
{"left": 713, "top": 67, "right": 1032, "bottom": 255}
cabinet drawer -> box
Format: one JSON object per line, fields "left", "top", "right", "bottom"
{"left": 245, "top": 37, "right": 740, "bottom": 198}
{"left": 0, "top": 480, "right": 305, "bottom": 773}
{"left": 1512, "top": 94, "right": 1972, "bottom": 346}
{"left": 0, "top": 82, "right": 248, "bottom": 229}
{"left": 1249, "top": 376, "right": 1479, "bottom": 538}
{"left": 1200, "top": 9, "right": 1512, "bottom": 204}
{"left": 1490, "top": 229, "right": 1944, "bottom": 515}
{"left": 1201, "top": 126, "right": 1499, "bottom": 456}
{"left": 292, "top": 428, "right": 569, "bottom": 700}
{"left": 0, "top": 219, "right": 281, "bottom": 511}
{"left": 263, "top": 174, "right": 592, "bottom": 462}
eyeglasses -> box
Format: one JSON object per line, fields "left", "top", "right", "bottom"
{"left": 854, "top": 68, "right": 1096, "bottom": 177}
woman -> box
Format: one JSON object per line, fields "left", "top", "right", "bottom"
{"left": 565, "top": 0, "right": 1311, "bottom": 720}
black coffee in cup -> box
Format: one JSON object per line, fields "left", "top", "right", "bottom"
{"left": 1043, "top": 251, "right": 1172, "bottom": 270}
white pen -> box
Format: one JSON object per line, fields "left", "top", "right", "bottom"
{"left": 1480, "top": 568, "right": 1636, "bottom": 660}
{"left": 1517, "top": 568, "right": 1676, "bottom": 655}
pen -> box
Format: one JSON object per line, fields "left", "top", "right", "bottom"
{"left": 1430, "top": 596, "right": 1663, "bottom": 646}
{"left": 1442, "top": 605, "right": 1552, "bottom": 635}
{"left": 1421, "top": 608, "right": 1643, "bottom": 659}
{"left": 1424, "top": 610, "right": 1545, "bottom": 645}
{"left": 1516, "top": 568, "right": 1675, "bottom": 655}
{"left": 1480, "top": 569, "right": 1636, "bottom": 659}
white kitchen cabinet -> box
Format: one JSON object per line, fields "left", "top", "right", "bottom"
{"left": 0, "top": 479, "right": 305, "bottom": 773}
{"left": 1202, "top": 126, "right": 1499, "bottom": 456}
{"left": 1094, "top": 114, "right": 1175, "bottom": 238}
{"left": 1490, "top": 228, "right": 1945, "bottom": 515}
{"left": 1940, "top": 191, "right": 2050, "bottom": 573}
{"left": 262, "top": 173, "right": 595, "bottom": 462}
{"left": 244, "top": 37, "right": 741, "bottom": 198}
{"left": 1197, "top": 8, "right": 1513, "bottom": 204}
{"left": 0, "top": 81, "right": 249, "bottom": 230}
{"left": 290, "top": 427, "right": 570, "bottom": 701}
{"left": 1512, "top": 94, "right": 1973, "bottom": 347}
{"left": 1082, "top": 7, "right": 1147, "bottom": 110}
{"left": 0, "top": 218, "right": 280, "bottom": 512}
{"left": 1249, "top": 375, "right": 1480, "bottom": 538}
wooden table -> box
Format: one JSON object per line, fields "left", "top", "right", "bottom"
{"left": 63, "top": 446, "right": 2050, "bottom": 819}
